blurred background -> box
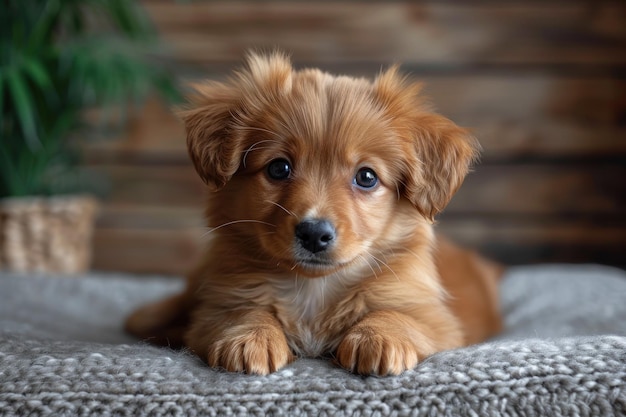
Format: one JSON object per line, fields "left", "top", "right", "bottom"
{"left": 2, "top": 1, "right": 625, "bottom": 276}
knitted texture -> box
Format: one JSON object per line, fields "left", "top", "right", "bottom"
{"left": 1, "top": 265, "right": 625, "bottom": 416}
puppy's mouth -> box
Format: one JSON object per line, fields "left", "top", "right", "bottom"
{"left": 297, "top": 258, "right": 335, "bottom": 268}
{"left": 292, "top": 250, "right": 340, "bottom": 276}
{"left": 291, "top": 254, "right": 345, "bottom": 276}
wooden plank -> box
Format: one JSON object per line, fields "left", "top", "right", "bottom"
{"left": 424, "top": 76, "right": 626, "bottom": 125}
{"left": 142, "top": 1, "right": 626, "bottom": 67}
{"left": 93, "top": 206, "right": 204, "bottom": 275}
{"left": 96, "top": 205, "right": 205, "bottom": 230}
{"left": 80, "top": 98, "right": 186, "bottom": 162}
{"left": 87, "top": 164, "right": 207, "bottom": 207}
{"left": 448, "top": 163, "right": 626, "bottom": 216}
{"left": 92, "top": 228, "right": 204, "bottom": 276}
{"left": 473, "top": 125, "right": 626, "bottom": 161}
{"left": 437, "top": 220, "right": 626, "bottom": 266}
{"left": 438, "top": 219, "right": 626, "bottom": 245}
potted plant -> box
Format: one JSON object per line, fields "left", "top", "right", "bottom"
{"left": 0, "top": 0, "right": 180, "bottom": 273}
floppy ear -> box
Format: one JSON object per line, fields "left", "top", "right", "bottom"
{"left": 178, "top": 81, "right": 242, "bottom": 191}
{"left": 407, "top": 113, "right": 479, "bottom": 221}
{"left": 179, "top": 51, "right": 294, "bottom": 191}
{"left": 374, "top": 67, "right": 480, "bottom": 221}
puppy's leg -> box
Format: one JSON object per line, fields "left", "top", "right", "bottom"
{"left": 336, "top": 310, "right": 461, "bottom": 376}
{"left": 435, "top": 236, "right": 503, "bottom": 344}
{"left": 124, "top": 292, "right": 191, "bottom": 348}
{"left": 185, "top": 309, "right": 293, "bottom": 375}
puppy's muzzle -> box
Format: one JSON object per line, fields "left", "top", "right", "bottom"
{"left": 295, "top": 219, "right": 336, "bottom": 254}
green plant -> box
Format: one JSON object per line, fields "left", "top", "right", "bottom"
{"left": 0, "top": 0, "right": 180, "bottom": 197}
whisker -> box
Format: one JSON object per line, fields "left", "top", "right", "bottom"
{"left": 242, "top": 139, "right": 280, "bottom": 168}
{"left": 292, "top": 273, "right": 303, "bottom": 304}
{"left": 359, "top": 254, "right": 379, "bottom": 279}
{"left": 369, "top": 253, "right": 384, "bottom": 274}
{"left": 335, "top": 272, "right": 349, "bottom": 291}
{"left": 403, "top": 247, "right": 423, "bottom": 261}
{"left": 266, "top": 200, "right": 298, "bottom": 219}
{"left": 369, "top": 253, "right": 400, "bottom": 282}
{"left": 202, "top": 219, "right": 275, "bottom": 238}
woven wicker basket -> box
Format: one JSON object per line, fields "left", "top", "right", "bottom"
{"left": 0, "top": 196, "right": 98, "bottom": 274}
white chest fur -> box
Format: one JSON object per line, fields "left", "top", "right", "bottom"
{"left": 270, "top": 273, "right": 353, "bottom": 357}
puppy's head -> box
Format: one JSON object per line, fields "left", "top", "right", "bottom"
{"left": 181, "top": 52, "right": 478, "bottom": 277}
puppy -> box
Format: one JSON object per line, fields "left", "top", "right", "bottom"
{"left": 125, "top": 52, "right": 502, "bottom": 376}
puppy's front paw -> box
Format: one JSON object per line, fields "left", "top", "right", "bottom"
{"left": 336, "top": 310, "right": 441, "bottom": 376}
{"left": 207, "top": 325, "right": 292, "bottom": 375}
{"left": 336, "top": 327, "right": 421, "bottom": 376}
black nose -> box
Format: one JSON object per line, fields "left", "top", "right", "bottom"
{"left": 295, "top": 219, "right": 336, "bottom": 254}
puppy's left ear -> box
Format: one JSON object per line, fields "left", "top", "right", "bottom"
{"left": 407, "top": 113, "right": 479, "bottom": 222}
{"left": 375, "top": 68, "right": 480, "bottom": 222}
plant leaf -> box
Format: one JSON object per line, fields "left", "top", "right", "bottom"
{"left": 0, "top": 71, "right": 4, "bottom": 122}
{"left": 6, "top": 68, "right": 41, "bottom": 150}
{"left": 105, "top": 0, "right": 155, "bottom": 40}
{"left": 23, "top": 57, "right": 51, "bottom": 90}
{"left": 27, "top": 0, "right": 61, "bottom": 52}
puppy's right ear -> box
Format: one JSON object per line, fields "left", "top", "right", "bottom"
{"left": 178, "top": 81, "right": 242, "bottom": 191}
{"left": 180, "top": 51, "right": 293, "bottom": 190}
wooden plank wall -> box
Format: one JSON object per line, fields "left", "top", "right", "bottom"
{"left": 83, "top": 1, "right": 626, "bottom": 275}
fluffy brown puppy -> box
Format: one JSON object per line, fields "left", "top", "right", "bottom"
{"left": 125, "top": 52, "right": 502, "bottom": 376}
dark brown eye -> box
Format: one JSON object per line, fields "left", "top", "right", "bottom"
{"left": 267, "top": 159, "right": 291, "bottom": 180}
{"left": 354, "top": 167, "right": 378, "bottom": 189}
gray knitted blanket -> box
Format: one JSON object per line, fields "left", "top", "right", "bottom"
{"left": 1, "top": 264, "right": 625, "bottom": 416}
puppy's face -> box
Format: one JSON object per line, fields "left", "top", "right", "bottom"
{"left": 181, "top": 53, "right": 477, "bottom": 277}
{"left": 222, "top": 87, "right": 405, "bottom": 277}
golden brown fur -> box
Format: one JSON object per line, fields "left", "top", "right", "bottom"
{"left": 125, "top": 52, "right": 502, "bottom": 375}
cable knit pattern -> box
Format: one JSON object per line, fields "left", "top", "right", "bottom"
{"left": 1, "top": 265, "right": 625, "bottom": 416}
